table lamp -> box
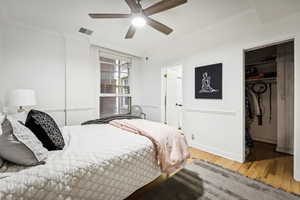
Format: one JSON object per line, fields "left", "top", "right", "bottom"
{"left": 9, "top": 89, "right": 36, "bottom": 112}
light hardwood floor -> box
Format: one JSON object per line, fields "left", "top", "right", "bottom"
{"left": 190, "top": 141, "right": 300, "bottom": 195}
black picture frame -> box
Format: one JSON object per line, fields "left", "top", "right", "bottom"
{"left": 195, "top": 63, "right": 223, "bottom": 99}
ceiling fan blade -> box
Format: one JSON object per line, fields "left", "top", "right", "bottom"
{"left": 125, "top": 0, "right": 141, "bottom": 13}
{"left": 143, "top": 0, "right": 187, "bottom": 16}
{"left": 146, "top": 17, "right": 173, "bottom": 35}
{"left": 125, "top": 25, "right": 136, "bottom": 39}
{"left": 89, "top": 13, "right": 131, "bottom": 18}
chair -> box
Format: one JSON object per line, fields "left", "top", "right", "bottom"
{"left": 131, "top": 105, "right": 146, "bottom": 119}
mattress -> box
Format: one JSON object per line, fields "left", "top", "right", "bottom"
{"left": 0, "top": 124, "right": 161, "bottom": 200}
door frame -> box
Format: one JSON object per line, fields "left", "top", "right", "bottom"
{"left": 242, "top": 37, "right": 295, "bottom": 162}
{"left": 161, "top": 65, "right": 183, "bottom": 128}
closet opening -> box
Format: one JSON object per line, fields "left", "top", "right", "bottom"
{"left": 244, "top": 40, "right": 294, "bottom": 162}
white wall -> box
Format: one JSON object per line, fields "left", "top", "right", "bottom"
{"left": 0, "top": 23, "right": 66, "bottom": 125}
{"left": 130, "top": 57, "right": 143, "bottom": 106}
{"left": 90, "top": 46, "right": 101, "bottom": 119}
{"left": 295, "top": 35, "right": 300, "bottom": 181}
{"left": 139, "top": 60, "right": 162, "bottom": 121}
{"left": 0, "top": 22, "right": 100, "bottom": 126}
{"left": 0, "top": 28, "right": 3, "bottom": 109}
{"left": 0, "top": 22, "right": 143, "bottom": 126}
{"left": 65, "top": 36, "right": 97, "bottom": 125}
{"left": 139, "top": 11, "right": 300, "bottom": 180}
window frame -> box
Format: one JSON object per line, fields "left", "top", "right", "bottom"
{"left": 99, "top": 51, "right": 132, "bottom": 117}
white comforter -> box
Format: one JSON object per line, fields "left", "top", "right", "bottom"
{"left": 0, "top": 124, "right": 161, "bottom": 200}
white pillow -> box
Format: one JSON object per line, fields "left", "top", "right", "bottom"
{"left": 60, "top": 126, "right": 71, "bottom": 148}
{"left": 0, "top": 114, "right": 4, "bottom": 122}
{"left": 0, "top": 117, "right": 48, "bottom": 166}
{"left": 8, "top": 112, "right": 28, "bottom": 124}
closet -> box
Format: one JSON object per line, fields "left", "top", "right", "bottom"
{"left": 244, "top": 40, "right": 294, "bottom": 157}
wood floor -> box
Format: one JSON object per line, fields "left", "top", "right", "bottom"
{"left": 190, "top": 141, "right": 300, "bottom": 195}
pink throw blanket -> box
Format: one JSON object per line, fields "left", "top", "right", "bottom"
{"left": 109, "top": 119, "right": 190, "bottom": 174}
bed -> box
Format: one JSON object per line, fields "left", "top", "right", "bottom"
{"left": 0, "top": 124, "right": 161, "bottom": 200}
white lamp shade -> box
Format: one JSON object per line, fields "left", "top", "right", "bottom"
{"left": 9, "top": 89, "right": 36, "bottom": 107}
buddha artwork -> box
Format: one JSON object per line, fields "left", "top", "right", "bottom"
{"left": 199, "top": 72, "right": 218, "bottom": 93}
{"left": 195, "top": 63, "right": 222, "bottom": 99}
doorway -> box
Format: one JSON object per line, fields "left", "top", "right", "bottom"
{"left": 161, "top": 65, "right": 183, "bottom": 129}
{"left": 244, "top": 40, "right": 294, "bottom": 161}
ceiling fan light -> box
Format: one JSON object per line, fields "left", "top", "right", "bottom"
{"left": 131, "top": 16, "right": 146, "bottom": 27}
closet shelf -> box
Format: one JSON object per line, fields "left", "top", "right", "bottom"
{"left": 246, "top": 60, "right": 276, "bottom": 67}
{"left": 246, "top": 77, "right": 277, "bottom": 83}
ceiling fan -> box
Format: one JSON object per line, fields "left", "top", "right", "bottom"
{"left": 89, "top": 0, "right": 188, "bottom": 39}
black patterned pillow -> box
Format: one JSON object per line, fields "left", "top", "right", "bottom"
{"left": 25, "top": 110, "right": 65, "bottom": 150}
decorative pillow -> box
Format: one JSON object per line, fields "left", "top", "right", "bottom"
{"left": 25, "top": 109, "right": 65, "bottom": 150}
{"left": 0, "top": 117, "right": 48, "bottom": 166}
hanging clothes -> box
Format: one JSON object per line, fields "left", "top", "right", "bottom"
{"left": 245, "top": 87, "right": 254, "bottom": 148}
{"left": 251, "top": 82, "right": 267, "bottom": 125}
{"left": 248, "top": 88, "right": 261, "bottom": 118}
{"left": 245, "top": 82, "right": 269, "bottom": 148}
{"left": 268, "top": 83, "right": 272, "bottom": 123}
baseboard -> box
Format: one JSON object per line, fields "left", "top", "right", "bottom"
{"left": 190, "top": 142, "right": 244, "bottom": 163}
{"left": 252, "top": 136, "right": 277, "bottom": 144}
{"left": 295, "top": 175, "right": 300, "bottom": 182}
{"left": 276, "top": 146, "right": 294, "bottom": 155}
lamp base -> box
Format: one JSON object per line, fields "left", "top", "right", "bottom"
{"left": 17, "top": 106, "right": 26, "bottom": 113}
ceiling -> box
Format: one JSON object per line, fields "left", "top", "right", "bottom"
{"left": 0, "top": 0, "right": 300, "bottom": 57}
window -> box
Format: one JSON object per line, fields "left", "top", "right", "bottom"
{"left": 99, "top": 52, "right": 132, "bottom": 117}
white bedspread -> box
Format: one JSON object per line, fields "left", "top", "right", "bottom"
{"left": 0, "top": 124, "right": 161, "bottom": 200}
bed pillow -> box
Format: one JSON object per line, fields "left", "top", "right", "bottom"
{"left": 8, "top": 112, "right": 28, "bottom": 124}
{"left": 25, "top": 109, "right": 65, "bottom": 150}
{"left": 0, "top": 117, "right": 48, "bottom": 166}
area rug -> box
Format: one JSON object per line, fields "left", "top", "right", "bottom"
{"left": 138, "top": 160, "right": 300, "bottom": 200}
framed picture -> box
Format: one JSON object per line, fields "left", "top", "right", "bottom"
{"left": 195, "top": 63, "right": 222, "bottom": 99}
